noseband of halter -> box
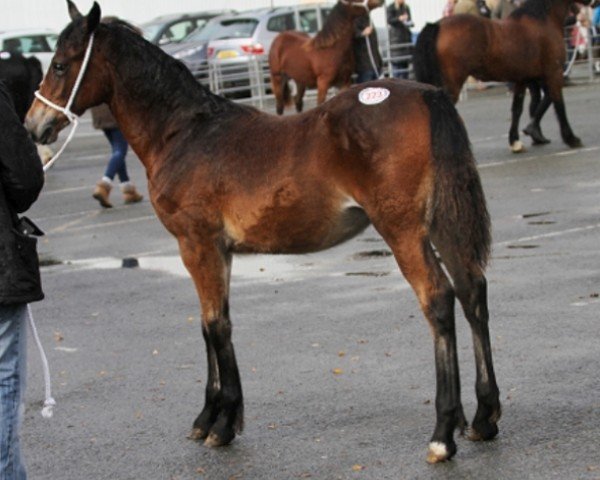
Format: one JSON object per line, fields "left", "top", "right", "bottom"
{"left": 34, "top": 32, "right": 95, "bottom": 171}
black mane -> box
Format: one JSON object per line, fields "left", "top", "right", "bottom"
{"left": 60, "top": 18, "right": 253, "bottom": 123}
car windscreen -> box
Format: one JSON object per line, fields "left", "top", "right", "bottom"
{"left": 141, "top": 23, "right": 163, "bottom": 42}
{"left": 195, "top": 18, "right": 259, "bottom": 41}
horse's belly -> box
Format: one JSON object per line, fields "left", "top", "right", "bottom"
{"left": 225, "top": 201, "right": 370, "bottom": 254}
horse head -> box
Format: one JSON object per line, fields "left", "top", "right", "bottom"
{"left": 26, "top": 1, "right": 106, "bottom": 144}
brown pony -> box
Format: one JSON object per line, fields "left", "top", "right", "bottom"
{"left": 269, "top": 0, "right": 382, "bottom": 115}
{"left": 414, "top": 0, "right": 591, "bottom": 152}
{"left": 27, "top": 1, "right": 500, "bottom": 463}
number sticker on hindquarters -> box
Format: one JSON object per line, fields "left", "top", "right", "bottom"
{"left": 358, "top": 87, "right": 390, "bottom": 106}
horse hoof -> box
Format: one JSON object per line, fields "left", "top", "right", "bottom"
{"left": 467, "top": 421, "right": 499, "bottom": 442}
{"left": 204, "top": 431, "right": 233, "bottom": 448}
{"left": 426, "top": 442, "right": 452, "bottom": 464}
{"left": 187, "top": 428, "right": 207, "bottom": 441}
{"left": 566, "top": 137, "right": 582, "bottom": 148}
{"left": 532, "top": 137, "right": 551, "bottom": 145}
{"left": 510, "top": 141, "right": 524, "bottom": 153}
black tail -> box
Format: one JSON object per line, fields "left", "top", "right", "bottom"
{"left": 413, "top": 23, "right": 443, "bottom": 88}
{"left": 423, "top": 88, "right": 491, "bottom": 270}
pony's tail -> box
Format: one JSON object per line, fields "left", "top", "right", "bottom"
{"left": 414, "top": 23, "right": 443, "bottom": 87}
{"left": 423, "top": 88, "right": 491, "bottom": 270}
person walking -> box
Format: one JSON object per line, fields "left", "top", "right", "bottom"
{"left": 386, "top": 0, "right": 413, "bottom": 78}
{"left": 353, "top": 13, "right": 383, "bottom": 83}
{"left": 0, "top": 80, "right": 45, "bottom": 480}
{"left": 91, "top": 17, "right": 143, "bottom": 209}
{"left": 90, "top": 103, "right": 143, "bottom": 208}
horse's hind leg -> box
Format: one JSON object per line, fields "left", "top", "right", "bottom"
{"left": 271, "top": 73, "right": 286, "bottom": 115}
{"left": 433, "top": 240, "right": 501, "bottom": 442}
{"left": 508, "top": 83, "right": 526, "bottom": 153}
{"left": 180, "top": 239, "right": 243, "bottom": 447}
{"left": 375, "top": 223, "right": 465, "bottom": 463}
{"left": 550, "top": 86, "right": 582, "bottom": 148}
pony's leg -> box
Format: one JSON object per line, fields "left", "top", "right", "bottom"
{"left": 523, "top": 85, "right": 553, "bottom": 145}
{"left": 527, "top": 82, "right": 542, "bottom": 119}
{"left": 295, "top": 83, "right": 306, "bottom": 113}
{"left": 508, "top": 83, "right": 526, "bottom": 153}
{"left": 377, "top": 225, "right": 464, "bottom": 463}
{"left": 550, "top": 87, "right": 582, "bottom": 148}
{"left": 316, "top": 77, "right": 329, "bottom": 105}
{"left": 271, "top": 74, "right": 285, "bottom": 115}
{"left": 433, "top": 241, "right": 501, "bottom": 443}
{"left": 180, "top": 239, "right": 244, "bottom": 447}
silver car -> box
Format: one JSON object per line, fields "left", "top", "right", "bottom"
{"left": 206, "top": 4, "right": 333, "bottom": 64}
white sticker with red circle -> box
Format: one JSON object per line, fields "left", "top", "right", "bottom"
{"left": 358, "top": 87, "right": 390, "bottom": 106}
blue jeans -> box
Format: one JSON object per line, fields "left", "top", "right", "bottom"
{"left": 103, "top": 128, "right": 130, "bottom": 183}
{"left": 0, "top": 305, "right": 28, "bottom": 480}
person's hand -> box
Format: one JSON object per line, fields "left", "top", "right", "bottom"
{"left": 399, "top": 13, "right": 408, "bottom": 22}
{"left": 362, "top": 25, "right": 373, "bottom": 36}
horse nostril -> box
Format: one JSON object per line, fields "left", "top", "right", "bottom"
{"left": 39, "top": 124, "right": 54, "bottom": 145}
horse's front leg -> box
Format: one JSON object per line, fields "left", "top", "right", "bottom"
{"left": 295, "top": 82, "right": 306, "bottom": 112}
{"left": 316, "top": 76, "right": 330, "bottom": 105}
{"left": 523, "top": 84, "right": 553, "bottom": 145}
{"left": 508, "top": 82, "right": 526, "bottom": 153}
{"left": 179, "top": 238, "right": 244, "bottom": 447}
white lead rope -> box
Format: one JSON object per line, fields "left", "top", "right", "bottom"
{"left": 27, "top": 304, "right": 56, "bottom": 418}
{"left": 35, "top": 32, "right": 95, "bottom": 172}
{"left": 25, "top": 33, "right": 96, "bottom": 418}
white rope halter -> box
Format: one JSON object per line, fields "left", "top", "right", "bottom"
{"left": 34, "top": 32, "right": 95, "bottom": 172}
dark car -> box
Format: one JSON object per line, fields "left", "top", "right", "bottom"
{"left": 140, "top": 10, "right": 233, "bottom": 46}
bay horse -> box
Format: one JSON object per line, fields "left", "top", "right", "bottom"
{"left": 413, "top": 0, "right": 591, "bottom": 152}
{"left": 269, "top": 0, "right": 383, "bottom": 115}
{"left": 26, "top": 1, "right": 501, "bottom": 463}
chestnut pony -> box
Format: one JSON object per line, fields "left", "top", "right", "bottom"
{"left": 414, "top": 0, "right": 590, "bottom": 152}
{"left": 27, "top": 1, "right": 500, "bottom": 463}
{"left": 269, "top": 0, "right": 382, "bottom": 115}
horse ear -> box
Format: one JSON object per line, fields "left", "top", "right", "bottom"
{"left": 86, "top": 2, "right": 101, "bottom": 33}
{"left": 67, "top": 0, "right": 82, "bottom": 20}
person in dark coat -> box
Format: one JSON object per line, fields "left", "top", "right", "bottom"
{"left": 0, "top": 80, "right": 45, "bottom": 480}
{"left": 353, "top": 13, "right": 383, "bottom": 83}
{"left": 386, "top": 0, "right": 413, "bottom": 78}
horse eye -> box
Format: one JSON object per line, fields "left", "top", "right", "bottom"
{"left": 52, "top": 63, "right": 67, "bottom": 75}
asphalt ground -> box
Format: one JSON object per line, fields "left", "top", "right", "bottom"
{"left": 20, "top": 82, "right": 600, "bottom": 480}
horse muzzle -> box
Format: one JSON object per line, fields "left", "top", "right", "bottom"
{"left": 25, "top": 103, "right": 68, "bottom": 145}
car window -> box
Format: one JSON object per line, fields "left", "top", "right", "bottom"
{"left": 267, "top": 13, "right": 295, "bottom": 33}
{"left": 3, "top": 35, "right": 56, "bottom": 54}
{"left": 299, "top": 10, "right": 319, "bottom": 33}
{"left": 161, "top": 20, "right": 196, "bottom": 44}
{"left": 182, "top": 19, "right": 210, "bottom": 41}
{"left": 204, "top": 19, "right": 259, "bottom": 40}
{"left": 142, "top": 23, "right": 163, "bottom": 42}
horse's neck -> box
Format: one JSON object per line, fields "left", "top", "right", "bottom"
{"left": 105, "top": 61, "right": 226, "bottom": 177}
